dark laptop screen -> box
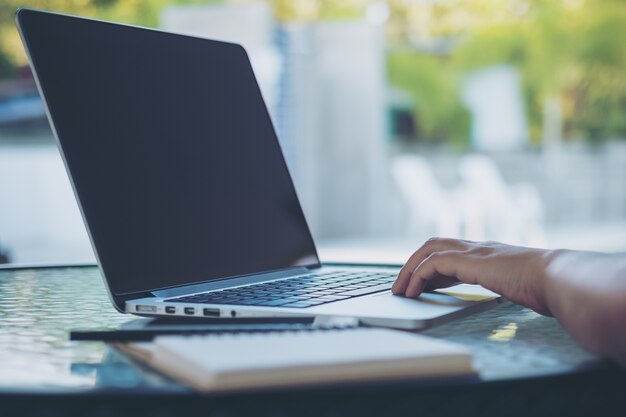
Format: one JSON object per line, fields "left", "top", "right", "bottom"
{"left": 17, "top": 9, "right": 320, "bottom": 295}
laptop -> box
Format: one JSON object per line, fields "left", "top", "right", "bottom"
{"left": 16, "top": 8, "right": 499, "bottom": 330}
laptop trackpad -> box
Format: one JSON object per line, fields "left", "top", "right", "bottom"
{"left": 311, "top": 291, "right": 488, "bottom": 321}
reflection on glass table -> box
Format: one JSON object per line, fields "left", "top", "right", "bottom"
{"left": 0, "top": 266, "right": 605, "bottom": 391}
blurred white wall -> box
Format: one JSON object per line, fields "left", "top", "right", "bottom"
{"left": 0, "top": 143, "right": 94, "bottom": 263}
{"left": 461, "top": 66, "right": 528, "bottom": 151}
{"left": 279, "top": 21, "right": 392, "bottom": 240}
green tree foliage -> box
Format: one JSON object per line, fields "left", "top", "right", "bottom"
{"left": 387, "top": 51, "right": 470, "bottom": 146}
{"left": 388, "top": 0, "right": 626, "bottom": 143}
{"left": 271, "top": 0, "right": 366, "bottom": 21}
{"left": 0, "top": 0, "right": 217, "bottom": 72}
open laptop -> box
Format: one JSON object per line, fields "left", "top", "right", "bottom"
{"left": 16, "top": 8, "right": 500, "bottom": 330}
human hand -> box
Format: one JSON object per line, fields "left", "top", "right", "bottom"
{"left": 391, "top": 238, "right": 555, "bottom": 315}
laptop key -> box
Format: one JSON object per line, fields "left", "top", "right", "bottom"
{"left": 296, "top": 300, "right": 327, "bottom": 306}
{"left": 303, "top": 291, "right": 336, "bottom": 297}
{"left": 289, "top": 295, "right": 316, "bottom": 300}
{"left": 280, "top": 302, "right": 312, "bottom": 308}
{"left": 335, "top": 283, "right": 392, "bottom": 297}
{"left": 313, "top": 295, "right": 351, "bottom": 301}
{"left": 256, "top": 298, "right": 302, "bottom": 307}
{"left": 337, "top": 285, "right": 364, "bottom": 290}
{"left": 278, "top": 293, "right": 301, "bottom": 298}
{"left": 235, "top": 298, "right": 271, "bottom": 305}
{"left": 315, "top": 289, "right": 351, "bottom": 295}
{"left": 210, "top": 298, "right": 246, "bottom": 304}
{"left": 307, "top": 297, "right": 340, "bottom": 303}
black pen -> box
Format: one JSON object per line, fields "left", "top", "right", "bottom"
{"left": 70, "top": 323, "right": 340, "bottom": 342}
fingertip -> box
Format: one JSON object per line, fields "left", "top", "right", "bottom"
{"left": 391, "top": 270, "right": 407, "bottom": 294}
{"left": 404, "top": 288, "right": 419, "bottom": 299}
{"left": 404, "top": 276, "right": 425, "bottom": 299}
{"left": 403, "top": 286, "right": 416, "bottom": 298}
{"left": 391, "top": 280, "right": 404, "bottom": 295}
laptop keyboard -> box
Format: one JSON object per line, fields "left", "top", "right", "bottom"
{"left": 166, "top": 271, "right": 396, "bottom": 308}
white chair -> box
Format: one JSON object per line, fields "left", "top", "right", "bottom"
{"left": 457, "top": 154, "right": 545, "bottom": 245}
{"left": 391, "top": 155, "right": 460, "bottom": 239}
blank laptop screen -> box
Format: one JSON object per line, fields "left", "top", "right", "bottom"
{"left": 18, "top": 9, "right": 320, "bottom": 295}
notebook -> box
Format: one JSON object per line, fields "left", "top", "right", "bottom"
{"left": 116, "top": 328, "right": 476, "bottom": 391}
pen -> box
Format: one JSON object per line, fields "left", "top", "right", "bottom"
{"left": 70, "top": 323, "right": 332, "bottom": 342}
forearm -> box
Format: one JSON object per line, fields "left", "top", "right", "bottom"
{"left": 542, "top": 249, "right": 626, "bottom": 366}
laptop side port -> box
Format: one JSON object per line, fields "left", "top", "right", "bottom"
{"left": 136, "top": 305, "right": 156, "bottom": 313}
{"left": 184, "top": 307, "right": 195, "bottom": 315}
{"left": 203, "top": 308, "right": 220, "bottom": 317}
{"left": 165, "top": 306, "right": 176, "bottom": 314}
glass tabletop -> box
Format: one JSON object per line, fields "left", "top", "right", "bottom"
{"left": 0, "top": 265, "right": 604, "bottom": 392}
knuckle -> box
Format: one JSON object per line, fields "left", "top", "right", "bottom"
{"left": 426, "top": 252, "right": 443, "bottom": 262}
{"left": 426, "top": 237, "right": 460, "bottom": 248}
{"left": 471, "top": 243, "right": 495, "bottom": 256}
{"left": 427, "top": 250, "right": 459, "bottom": 264}
{"left": 472, "top": 246, "right": 490, "bottom": 256}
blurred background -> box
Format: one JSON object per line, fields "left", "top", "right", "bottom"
{"left": 0, "top": 0, "right": 625, "bottom": 265}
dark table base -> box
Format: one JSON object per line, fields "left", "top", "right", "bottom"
{"left": 3, "top": 366, "right": 626, "bottom": 417}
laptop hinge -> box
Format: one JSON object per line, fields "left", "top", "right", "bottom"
{"left": 150, "top": 267, "right": 311, "bottom": 299}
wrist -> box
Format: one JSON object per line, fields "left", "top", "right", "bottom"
{"left": 536, "top": 248, "right": 565, "bottom": 316}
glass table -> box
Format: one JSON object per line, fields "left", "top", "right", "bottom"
{"left": 1, "top": 265, "right": 624, "bottom": 416}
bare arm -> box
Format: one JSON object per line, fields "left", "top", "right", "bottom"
{"left": 391, "top": 238, "right": 626, "bottom": 366}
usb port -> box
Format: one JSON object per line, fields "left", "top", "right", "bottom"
{"left": 165, "top": 306, "right": 176, "bottom": 314}
{"left": 136, "top": 305, "right": 156, "bottom": 313}
{"left": 203, "top": 308, "right": 220, "bottom": 317}
{"left": 184, "top": 307, "right": 195, "bottom": 315}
